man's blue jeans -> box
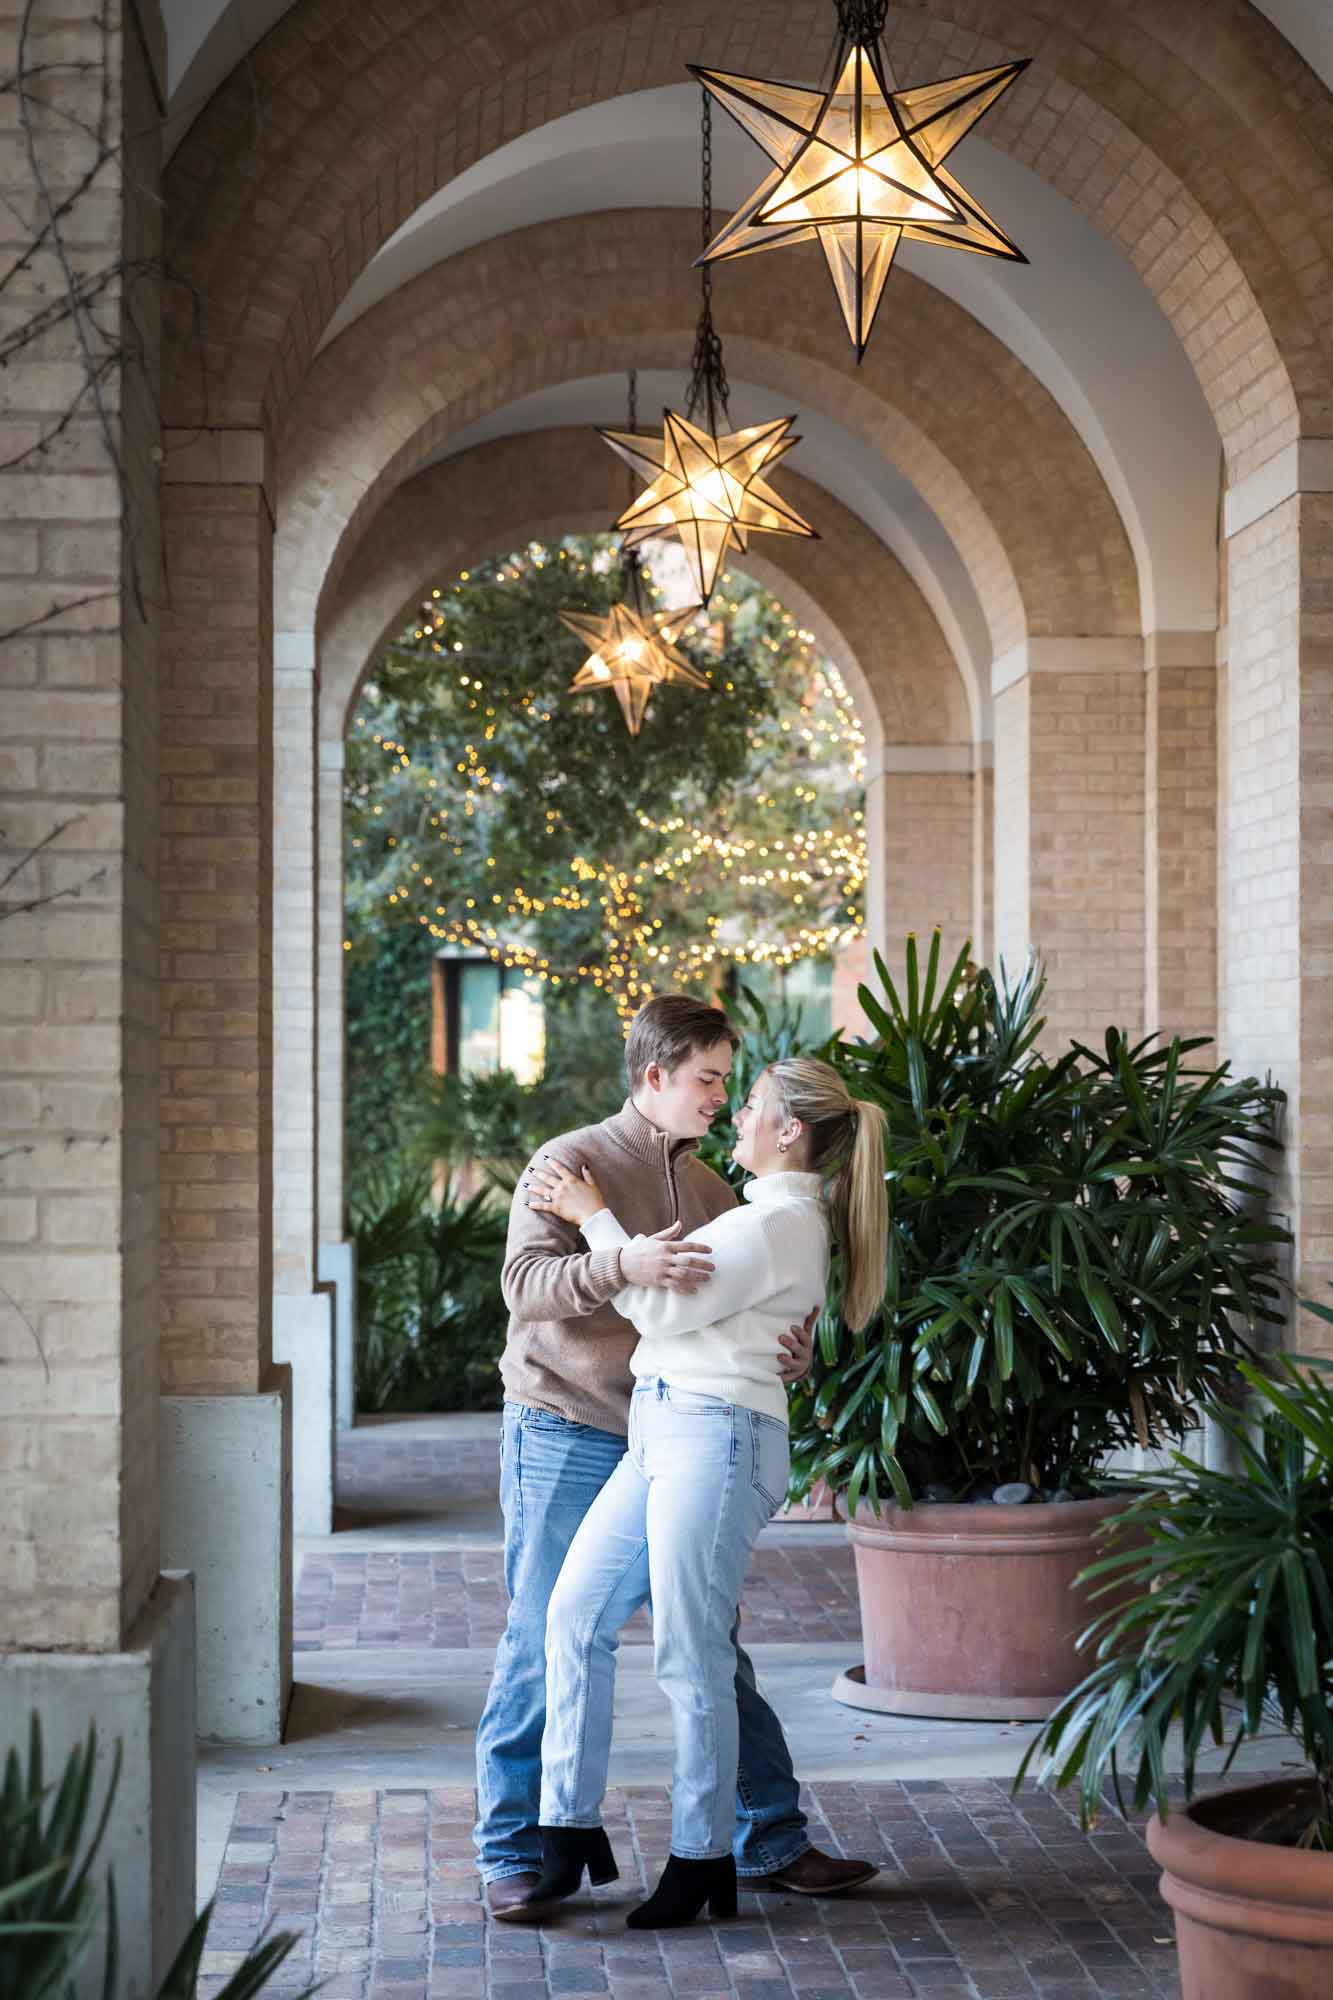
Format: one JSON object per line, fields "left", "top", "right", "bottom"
{"left": 473, "top": 1401, "right": 810, "bottom": 1883}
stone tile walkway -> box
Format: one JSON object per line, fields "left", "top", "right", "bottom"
{"left": 293, "top": 1545, "right": 862, "bottom": 1652}
{"left": 199, "top": 1778, "right": 1198, "bottom": 1999}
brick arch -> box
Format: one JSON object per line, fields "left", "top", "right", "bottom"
{"left": 275, "top": 210, "right": 1138, "bottom": 667}
{"left": 316, "top": 429, "right": 970, "bottom": 759}
{"left": 165, "top": 0, "right": 1318, "bottom": 477}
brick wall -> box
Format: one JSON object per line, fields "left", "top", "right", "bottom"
{"left": 831, "top": 936, "right": 870, "bottom": 1039}
{"left": 0, "top": 0, "right": 163, "bottom": 1650}
{"left": 1030, "top": 669, "right": 1146, "bottom": 1050}
{"left": 864, "top": 768, "right": 974, "bottom": 971}
{"left": 160, "top": 436, "right": 274, "bottom": 1394}
{"left": 994, "top": 660, "right": 1147, "bottom": 1052}
{"left": 1144, "top": 643, "right": 1218, "bottom": 1046}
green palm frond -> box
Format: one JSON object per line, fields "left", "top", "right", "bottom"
{"left": 790, "top": 929, "right": 1290, "bottom": 1505}
{"left": 1018, "top": 1356, "right": 1333, "bottom": 1842}
{"left": 0, "top": 1713, "right": 324, "bottom": 1998}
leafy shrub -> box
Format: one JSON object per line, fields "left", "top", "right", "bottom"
{"left": 351, "top": 1166, "right": 510, "bottom": 1412}
{"left": 789, "top": 934, "right": 1289, "bottom": 1513}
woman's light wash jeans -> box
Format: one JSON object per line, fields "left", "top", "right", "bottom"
{"left": 539, "top": 1377, "right": 791, "bottom": 1859}
{"left": 474, "top": 1401, "right": 807, "bottom": 1884}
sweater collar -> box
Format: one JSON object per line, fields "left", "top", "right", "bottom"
{"left": 605, "top": 1097, "right": 702, "bottom": 1166}
{"left": 742, "top": 1169, "right": 824, "bottom": 1204}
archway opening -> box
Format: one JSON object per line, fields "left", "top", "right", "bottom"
{"left": 340, "top": 531, "right": 867, "bottom": 1414}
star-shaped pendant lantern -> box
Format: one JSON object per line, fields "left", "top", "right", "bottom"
{"left": 600, "top": 408, "right": 815, "bottom": 607}
{"left": 560, "top": 563, "right": 709, "bottom": 737}
{"left": 689, "top": 25, "right": 1028, "bottom": 360}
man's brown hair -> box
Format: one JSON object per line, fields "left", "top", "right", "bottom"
{"left": 624, "top": 994, "right": 739, "bottom": 1093}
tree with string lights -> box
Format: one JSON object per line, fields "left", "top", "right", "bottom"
{"left": 344, "top": 535, "right": 866, "bottom": 1038}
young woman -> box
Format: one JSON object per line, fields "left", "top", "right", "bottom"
{"left": 520, "top": 1057, "right": 888, "bottom": 1929}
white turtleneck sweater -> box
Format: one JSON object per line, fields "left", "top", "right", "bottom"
{"left": 579, "top": 1170, "right": 829, "bottom": 1425}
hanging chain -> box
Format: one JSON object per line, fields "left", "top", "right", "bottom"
{"left": 835, "top": 0, "right": 889, "bottom": 40}
{"left": 687, "top": 86, "right": 730, "bottom": 434}
{"left": 622, "top": 367, "right": 642, "bottom": 598}
{"left": 700, "top": 77, "right": 714, "bottom": 261}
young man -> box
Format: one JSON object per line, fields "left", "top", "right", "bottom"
{"left": 474, "top": 994, "right": 878, "bottom": 1915}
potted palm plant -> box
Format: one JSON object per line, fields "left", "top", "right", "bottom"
{"left": 788, "top": 934, "right": 1290, "bottom": 1716}
{"left": 1020, "top": 1354, "right": 1333, "bottom": 2000}
{"left": 0, "top": 1712, "right": 320, "bottom": 1998}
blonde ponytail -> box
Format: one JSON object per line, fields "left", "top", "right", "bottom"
{"left": 768, "top": 1059, "right": 888, "bottom": 1333}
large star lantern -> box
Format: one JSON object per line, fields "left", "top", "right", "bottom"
{"left": 559, "top": 580, "right": 709, "bottom": 737}
{"left": 599, "top": 408, "right": 817, "bottom": 606}
{"left": 689, "top": 44, "right": 1029, "bottom": 358}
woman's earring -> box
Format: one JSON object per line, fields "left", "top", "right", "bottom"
{"left": 777, "top": 1140, "right": 789, "bottom": 1155}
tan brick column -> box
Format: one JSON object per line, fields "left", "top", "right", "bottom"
{"left": 1222, "top": 450, "right": 1333, "bottom": 1353}
{"left": 315, "top": 736, "right": 356, "bottom": 1430}
{"left": 271, "top": 633, "right": 335, "bottom": 1530}
{"left": 275, "top": 633, "right": 318, "bottom": 1295}
{"left": 973, "top": 751, "right": 994, "bottom": 966}
{"left": 0, "top": 1, "right": 195, "bottom": 1986}
{"left": 158, "top": 428, "right": 291, "bottom": 1741}
{"left": 991, "top": 641, "right": 1146, "bottom": 1051}
{"left": 864, "top": 748, "right": 976, "bottom": 973}
{"left": 1144, "top": 633, "right": 1218, "bottom": 1046}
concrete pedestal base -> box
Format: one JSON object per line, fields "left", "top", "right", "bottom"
{"left": 317, "top": 1238, "right": 357, "bottom": 1431}
{"left": 160, "top": 1371, "right": 292, "bottom": 1744}
{"left": 273, "top": 1290, "right": 336, "bottom": 1533}
{"left": 0, "top": 1572, "right": 196, "bottom": 2000}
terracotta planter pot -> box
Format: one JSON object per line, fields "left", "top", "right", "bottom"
{"left": 837, "top": 1494, "right": 1130, "bottom": 1718}
{"left": 1148, "top": 1778, "right": 1333, "bottom": 1999}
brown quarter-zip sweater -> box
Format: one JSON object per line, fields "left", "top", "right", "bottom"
{"left": 498, "top": 1098, "right": 738, "bottom": 1435}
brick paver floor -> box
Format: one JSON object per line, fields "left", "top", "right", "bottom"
{"left": 294, "top": 1544, "right": 861, "bottom": 1651}
{"left": 312, "top": 1428, "right": 860, "bottom": 1651}
{"left": 197, "top": 1778, "right": 1207, "bottom": 1999}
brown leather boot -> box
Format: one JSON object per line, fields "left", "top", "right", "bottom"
{"left": 752, "top": 1847, "right": 880, "bottom": 1895}
{"left": 484, "top": 1871, "right": 542, "bottom": 1920}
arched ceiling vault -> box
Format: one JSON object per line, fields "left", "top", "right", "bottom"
{"left": 315, "top": 90, "right": 1219, "bottom": 641}
{"left": 161, "top": 0, "right": 1328, "bottom": 497}
{"left": 430, "top": 369, "right": 992, "bottom": 732}
{"left": 318, "top": 429, "right": 971, "bottom": 760}
{"left": 275, "top": 210, "right": 1140, "bottom": 720}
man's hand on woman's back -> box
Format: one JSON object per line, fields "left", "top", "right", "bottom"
{"left": 620, "top": 1221, "right": 716, "bottom": 1294}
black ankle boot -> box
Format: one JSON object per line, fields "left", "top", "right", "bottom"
{"left": 626, "top": 1852, "right": 737, "bottom": 1929}
{"left": 517, "top": 1825, "right": 619, "bottom": 1918}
